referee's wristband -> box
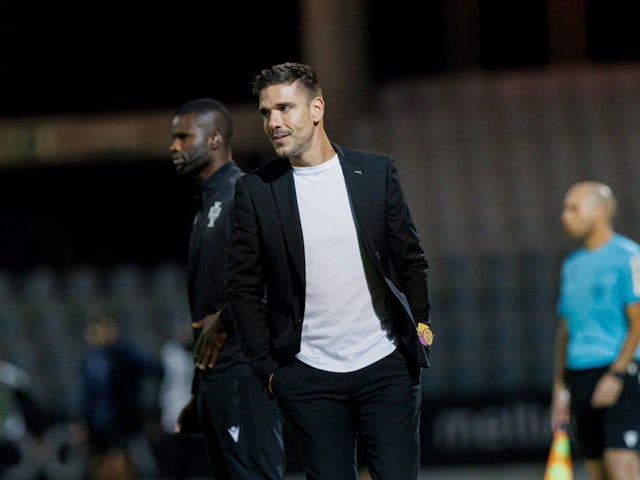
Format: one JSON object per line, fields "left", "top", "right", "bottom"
{"left": 608, "top": 369, "right": 626, "bottom": 381}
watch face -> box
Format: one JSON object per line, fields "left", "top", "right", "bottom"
{"left": 417, "top": 322, "right": 434, "bottom": 346}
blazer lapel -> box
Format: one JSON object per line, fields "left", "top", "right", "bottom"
{"left": 339, "top": 152, "right": 371, "bottom": 244}
{"left": 339, "top": 149, "right": 384, "bottom": 275}
{"left": 271, "top": 167, "right": 305, "bottom": 285}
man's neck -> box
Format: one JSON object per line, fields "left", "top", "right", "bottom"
{"left": 289, "top": 135, "right": 335, "bottom": 168}
{"left": 584, "top": 227, "right": 613, "bottom": 250}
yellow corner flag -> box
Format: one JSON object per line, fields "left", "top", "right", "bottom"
{"left": 543, "top": 426, "right": 573, "bottom": 480}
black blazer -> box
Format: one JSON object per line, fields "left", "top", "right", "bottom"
{"left": 227, "top": 144, "right": 431, "bottom": 387}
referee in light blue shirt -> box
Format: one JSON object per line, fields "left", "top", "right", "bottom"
{"left": 550, "top": 181, "right": 640, "bottom": 480}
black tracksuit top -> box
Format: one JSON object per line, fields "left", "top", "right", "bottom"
{"left": 187, "top": 161, "right": 252, "bottom": 381}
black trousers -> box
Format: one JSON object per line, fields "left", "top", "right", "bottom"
{"left": 272, "top": 348, "right": 422, "bottom": 480}
{"left": 198, "top": 374, "right": 285, "bottom": 480}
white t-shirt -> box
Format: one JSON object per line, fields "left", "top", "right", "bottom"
{"left": 292, "top": 155, "right": 396, "bottom": 372}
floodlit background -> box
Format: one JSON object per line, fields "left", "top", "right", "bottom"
{"left": 0, "top": 1, "right": 638, "bottom": 478}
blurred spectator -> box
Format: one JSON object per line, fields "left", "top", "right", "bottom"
{"left": 0, "top": 346, "right": 46, "bottom": 476}
{"left": 153, "top": 320, "right": 208, "bottom": 479}
{"left": 73, "top": 311, "right": 162, "bottom": 480}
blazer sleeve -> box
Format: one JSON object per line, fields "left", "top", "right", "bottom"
{"left": 385, "top": 157, "right": 431, "bottom": 325}
{"left": 226, "top": 176, "right": 279, "bottom": 386}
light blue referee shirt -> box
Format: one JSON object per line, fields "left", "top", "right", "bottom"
{"left": 557, "top": 233, "right": 640, "bottom": 370}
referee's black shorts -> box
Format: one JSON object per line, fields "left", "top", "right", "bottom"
{"left": 567, "top": 363, "right": 640, "bottom": 459}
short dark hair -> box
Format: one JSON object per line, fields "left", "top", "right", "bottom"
{"left": 174, "top": 98, "right": 234, "bottom": 144}
{"left": 251, "top": 62, "right": 322, "bottom": 99}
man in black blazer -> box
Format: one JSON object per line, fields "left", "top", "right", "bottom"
{"left": 227, "top": 62, "right": 433, "bottom": 480}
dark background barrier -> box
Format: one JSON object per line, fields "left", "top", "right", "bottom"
{"left": 1, "top": 2, "right": 640, "bottom": 478}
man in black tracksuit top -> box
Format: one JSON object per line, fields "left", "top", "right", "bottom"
{"left": 170, "top": 98, "right": 284, "bottom": 480}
